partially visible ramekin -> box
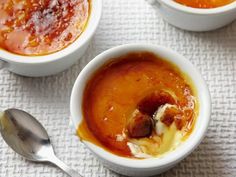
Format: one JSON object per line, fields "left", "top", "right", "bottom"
{"left": 70, "top": 44, "right": 211, "bottom": 176}
{"left": 150, "top": 0, "right": 236, "bottom": 31}
{"left": 0, "top": 0, "right": 102, "bottom": 77}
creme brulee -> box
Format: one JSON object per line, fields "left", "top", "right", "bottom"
{"left": 78, "top": 52, "right": 198, "bottom": 158}
{"left": 0, "top": 0, "right": 90, "bottom": 56}
{"left": 175, "top": 0, "right": 235, "bottom": 8}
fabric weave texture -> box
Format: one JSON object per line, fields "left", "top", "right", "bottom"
{"left": 0, "top": 0, "right": 236, "bottom": 176}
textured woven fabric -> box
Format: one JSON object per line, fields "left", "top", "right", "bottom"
{"left": 1, "top": 0, "right": 236, "bottom": 176}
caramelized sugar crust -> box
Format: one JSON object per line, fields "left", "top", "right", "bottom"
{"left": 175, "top": 0, "right": 235, "bottom": 8}
{"left": 79, "top": 52, "right": 197, "bottom": 157}
{"left": 0, "top": 0, "right": 89, "bottom": 55}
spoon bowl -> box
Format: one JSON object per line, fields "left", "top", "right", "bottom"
{"left": 0, "top": 109, "right": 81, "bottom": 177}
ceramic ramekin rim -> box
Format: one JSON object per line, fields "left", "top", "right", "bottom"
{"left": 0, "top": 0, "right": 102, "bottom": 64}
{"left": 158, "top": 0, "right": 236, "bottom": 15}
{"left": 70, "top": 43, "right": 212, "bottom": 169}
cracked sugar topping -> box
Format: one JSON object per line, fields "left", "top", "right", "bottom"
{"left": 0, "top": 0, "right": 89, "bottom": 55}
{"left": 78, "top": 52, "right": 198, "bottom": 158}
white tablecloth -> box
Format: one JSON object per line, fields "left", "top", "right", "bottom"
{"left": 1, "top": 0, "right": 236, "bottom": 176}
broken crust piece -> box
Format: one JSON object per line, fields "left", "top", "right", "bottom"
{"left": 154, "top": 104, "right": 183, "bottom": 135}
{"left": 137, "top": 91, "right": 176, "bottom": 117}
{"left": 126, "top": 110, "right": 153, "bottom": 139}
{"left": 174, "top": 114, "right": 184, "bottom": 130}
{"left": 161, "top": 106, "right": 182, "bottom": 127}
{"left": 127, "top": 105, "right": 184, "bottom": 158}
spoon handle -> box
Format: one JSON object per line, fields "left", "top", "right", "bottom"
{"left": 50, "top": 155, "right": 82, "bottom": 177}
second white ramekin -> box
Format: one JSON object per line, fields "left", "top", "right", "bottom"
{"left": 150, "top": 0, "right": 236, "bottom": 31}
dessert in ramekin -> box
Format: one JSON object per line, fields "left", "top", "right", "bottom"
{"left": 70, "top": 44, "right": 211, "bottom": 176}
{"left": 149, "top": 0, "right": 236, "bottom": 31}
{"left": 0, "top": 0, "right": 102, "bottom": 77}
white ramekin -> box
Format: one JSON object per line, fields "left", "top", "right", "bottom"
{"left": 0, "top": 0, "right": 102, "bottom": 77}
{"left": 149, "top": 0, "right": 236, "bottom": 31}
{"left": 70, "top": 44, "right": 211, "bottom": 176}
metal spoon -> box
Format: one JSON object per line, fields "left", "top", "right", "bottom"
{"left": 0, "top": 108, "right": 82, "bottom": 177}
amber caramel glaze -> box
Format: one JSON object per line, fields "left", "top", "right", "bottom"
{"left": 175, "top": 0, "right": 235, "bottom": 8}
{"left": 78, "top": 52, "right": 198, "bottom": 158}
{"left": 0, "top": 0, "right": 90, "bottom": 56}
